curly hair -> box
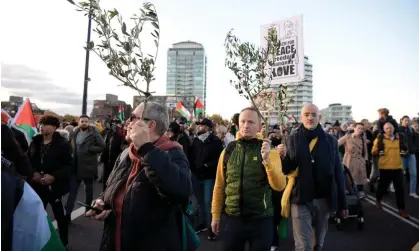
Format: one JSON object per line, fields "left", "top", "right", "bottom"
{"left": 39, "top": 115, "right": 60, "bottom": 128}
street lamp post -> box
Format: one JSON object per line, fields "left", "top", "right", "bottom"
{"left": 82, "top": 8, "right": 92, "bottom": 115}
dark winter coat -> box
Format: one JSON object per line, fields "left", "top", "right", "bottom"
{"left": 99, "top": 138, "right": 192, "bottom": 251}
{"left": 281, "top": 124, "right": 347, "bottom": 212}
{"left": 72, "top": 126, "right": 105, "bottom": 180}
{"left": 189, "top": 133, "right": 223, "bottom": 180}
{"left": 28, "top": 132, "right": 73, "bottom": 197}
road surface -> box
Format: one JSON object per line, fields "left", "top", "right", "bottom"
{"left": 47, "top": 181, "right": 419, "bottom": 251}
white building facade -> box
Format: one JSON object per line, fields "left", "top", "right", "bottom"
{"left": 320, "top": 103, "right": 353, "bottom": 124}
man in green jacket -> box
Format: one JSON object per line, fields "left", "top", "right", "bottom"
{"left": 211, "top": 107, "right": 286, "bottom": 251}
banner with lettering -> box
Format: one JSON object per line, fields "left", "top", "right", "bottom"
{"left": 260, "top": 15, "right": 305, "bottom": 85}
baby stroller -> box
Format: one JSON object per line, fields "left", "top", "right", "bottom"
{"left": 335, "top": 165, "right": 365, "bottom": 230}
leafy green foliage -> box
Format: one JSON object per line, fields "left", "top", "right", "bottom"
{"left": 224, "top": 28, "right": 280, "bottom": 134}
{"left": 68, "top": 0, "right": 160, "bottom": 98}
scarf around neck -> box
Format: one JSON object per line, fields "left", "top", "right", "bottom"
{"left": 295, "top": 124, "right": 331, "bottom": 203}
{"left": 197, "top": 131, "right": 211, "bottom": 142}
{"left": 126, "top": 135, "right": 182, "bottom": 188}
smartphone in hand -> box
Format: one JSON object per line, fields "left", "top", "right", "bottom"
{"left": 76, "top": 201, "right": 103, "bottom": 213}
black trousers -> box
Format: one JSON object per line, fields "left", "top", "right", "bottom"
{"left": 38, "top": 188, "right": 68, "bottom": 246}
{"left": 272, "top": 191, "right": 283, "bottom": 247}
{"left": 376, "top": 169, "right": 405, "bottom": 210}
{"left": 223, "top": 216, "right": 273, "bottom": 251}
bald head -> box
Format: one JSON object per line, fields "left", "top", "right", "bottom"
{"left": 301, "top": 104, "right": 320, "bottom": 115}
{"left": 300, "top": 104, "right": 320, "bottom": 130}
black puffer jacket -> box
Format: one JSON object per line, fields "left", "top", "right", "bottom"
{"left": 99, "top": 141, "right": 192, "bottom": 251}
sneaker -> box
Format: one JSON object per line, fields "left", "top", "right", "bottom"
{"left": 399, "top": 210, "right": 409, "bottom": 219}
{"left": 389, "top": 183, "right": 395, "bottom": 192}
{"left": 410, "top": 193, "right": 419, "bottom": 199}
{"left": 359, "top": 191, "right": 366, "bottom": 199}
{"left": 207, "top": 230, "right": 217, "bottom": 241}
{"left": 375, "top": 200, "right": 382, "bottom": 209}
{"left": 195, "top": 224, "right": 207, "bottom": 234}
{"left": 271, "top": 246, "right": 279, "bottom": 251}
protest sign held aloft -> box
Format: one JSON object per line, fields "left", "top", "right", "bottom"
{"left": 261, "top": 15, "right": 305, "bottom": 85}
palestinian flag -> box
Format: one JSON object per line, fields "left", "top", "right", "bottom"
{"left": 193, "top": 97, "right": 204, "bottom": 118}
{"left": 176, "top": 101, "right": 194, "bottom": 122}
{"left": 13, "top": 181, "right": 66, "bottom": 250}
{"left": 118, "top": 104, "right": 125, "bottom": 122}
{"left": 11, "top": 98, "right": 38, "bottom": 144}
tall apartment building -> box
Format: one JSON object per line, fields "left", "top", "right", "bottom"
{"left": 259, "top": 56, "right": 313, "bottom": 124}
{"left": 320, "top": 103, "right": 353, "bottom": 124}
{"left": 166, "top": 41, "right": 207, "bottom": 113}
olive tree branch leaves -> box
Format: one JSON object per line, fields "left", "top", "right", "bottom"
{"left": 67, "top": 0, "right": 160, "bottom": 98}
{"left": 224, "top": 28, "right": 281, "bottom": 132}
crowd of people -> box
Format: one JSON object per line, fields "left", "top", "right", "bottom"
{"left": 1, "top": 103, "right": 418, "bottom": 251}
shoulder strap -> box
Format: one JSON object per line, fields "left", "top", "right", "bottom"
{"left": 223, "top": 141, "right": 237, "bottom": 179}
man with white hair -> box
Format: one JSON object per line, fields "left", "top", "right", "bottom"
{"left": 86, "top": 102, "right": 192, "bottom": 251}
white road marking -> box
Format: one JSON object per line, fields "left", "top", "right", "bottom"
{"left": 363, "top": 196, "right": 419, "bottom": 230}
{"left": 52, "top": 205, "right": 87, "bottom": 229}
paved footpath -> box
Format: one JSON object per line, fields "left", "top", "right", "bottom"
{"left": 47, "top": 181, "right": 419, "bottom": 251}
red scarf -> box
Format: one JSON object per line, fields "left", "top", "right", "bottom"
{"left": 126, "top": 135, "right": 181, "bottom": 188}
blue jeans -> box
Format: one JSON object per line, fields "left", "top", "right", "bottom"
{"left": 192, "top": 175, "right": 215, "bottom": 228}
{"left": 402, "top": 154, "right": 417, "bottom": 194}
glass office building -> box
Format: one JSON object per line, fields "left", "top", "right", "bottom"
{"left": 166, "top": 41, "right": 207, "bottom": 112}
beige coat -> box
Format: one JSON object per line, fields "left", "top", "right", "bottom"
{"left": 338, "top": 134, "right": 369, "bottom": 185}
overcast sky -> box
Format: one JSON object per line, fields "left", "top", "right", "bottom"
{"left": 1, "top": 0, "right": 418, "bottom": 121}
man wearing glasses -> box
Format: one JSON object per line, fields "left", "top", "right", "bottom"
{"left": 86, "top": 102, "right": 192, "bottom": 251}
